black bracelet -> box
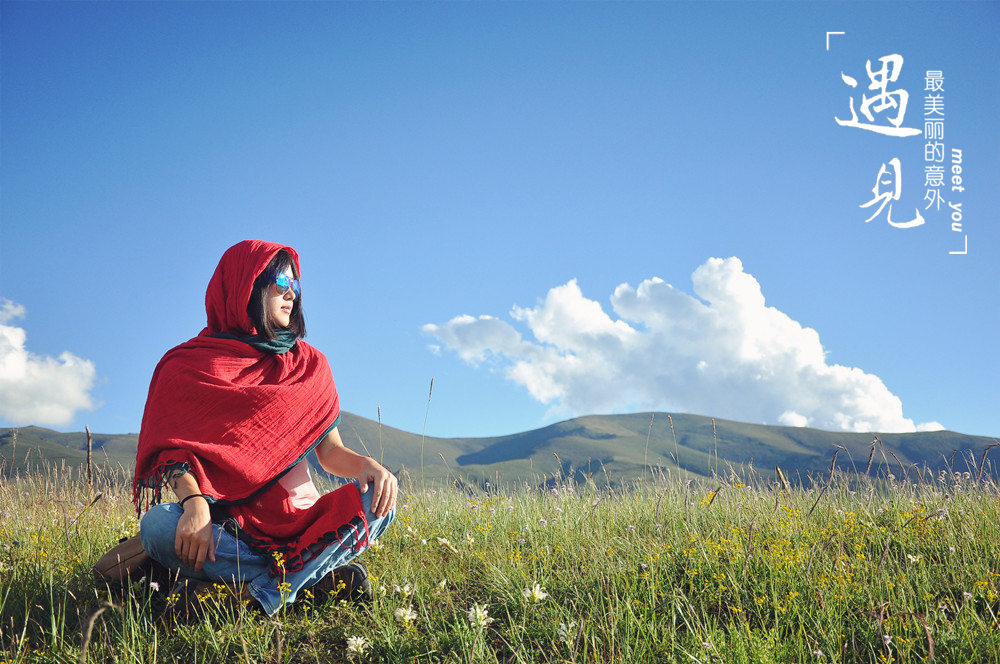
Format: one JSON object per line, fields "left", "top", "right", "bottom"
{"left": 179, "top": 493, "right": 210, "bottom": 509}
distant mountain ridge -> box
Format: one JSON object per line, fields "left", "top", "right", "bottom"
{"left": 2, "top": 413, "right": 996, "bottom": 485}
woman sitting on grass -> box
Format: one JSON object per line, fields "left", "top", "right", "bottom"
{"left": 133, "top": 239, "right": 396, "bottom": 616}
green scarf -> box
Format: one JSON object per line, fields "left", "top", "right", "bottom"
{"left": 210, "top": 329, "right": 299, "bottom": 354}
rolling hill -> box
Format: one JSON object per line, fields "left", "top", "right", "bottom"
{"left": 1, "top": 413, "right": 996, "bottom": 486}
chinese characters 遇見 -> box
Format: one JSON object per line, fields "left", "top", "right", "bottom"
{"left": 836, "top": 53, "right": 923, "bottom": 229}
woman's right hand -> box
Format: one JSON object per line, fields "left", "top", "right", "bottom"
{"left": 174, "top": 496, "right": 216, "bottom": 571}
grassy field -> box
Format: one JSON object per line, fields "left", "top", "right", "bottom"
{"left": 2, "top": 459, "right": 1000, "bottom": 663}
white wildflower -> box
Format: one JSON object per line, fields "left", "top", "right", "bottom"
{"left": 558, "top": 621, "right": 577, "bottom": 644}
{"left": 436, "top": 537, "right": 458, "bottom": 553}
{"left": 467, "top": 604, "right": 494, "bottom": 628}
{"left": 394, "top": 606, "right": 417, "bottom": 623}
{"left": 346, "top": 635, "right": 369, "bottom": 655}
{"left": 522, "top": 583, "right": 549, "bottom": 603}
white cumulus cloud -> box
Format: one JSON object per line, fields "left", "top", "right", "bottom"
{"left": 0, "top": 299, "right": 97, "bottom": 427}
{"left": 423, "top": 257, "right": 940, "bottom": 433}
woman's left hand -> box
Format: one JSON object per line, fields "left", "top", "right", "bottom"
{"left": 358, "top": 456, "right": 398, "bottom": 518}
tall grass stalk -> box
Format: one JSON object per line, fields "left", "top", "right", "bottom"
{"left": 642, "top": 413, "right": 654, "bottom": 484}
{"left": 420, "top": 378, "right": 434, "bottom": 488}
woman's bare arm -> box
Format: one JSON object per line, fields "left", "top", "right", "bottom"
{"left": 315, "top": 427, "right": 398, "bottom": 518}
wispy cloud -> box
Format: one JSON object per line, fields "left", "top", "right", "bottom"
{"left": 423, "top": 257, "right": 942, "bottom": 433}
{"left": 0, "top": 299, "right": 97, "bottom": 427}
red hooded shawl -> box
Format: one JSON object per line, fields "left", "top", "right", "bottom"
{"left": 133, "top": 239, "right": 366, "bottom": 574}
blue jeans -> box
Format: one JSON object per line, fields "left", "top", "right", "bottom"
{"left": 140, "top": 481, "right": 394, "bottom": 615}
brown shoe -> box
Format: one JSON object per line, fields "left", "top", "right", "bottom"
{"left": 162, "top": 577, "right": 260, "bottom": 622}
{"left": 311, "top": 561, "right": 372, "bottom": 603}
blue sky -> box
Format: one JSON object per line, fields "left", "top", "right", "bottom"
{"left": 1, "top": 1, "right": 997, "bottom": 439}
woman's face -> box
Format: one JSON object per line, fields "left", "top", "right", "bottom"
{"left": 266, "top": 266, "right": 297, "bottom": 329}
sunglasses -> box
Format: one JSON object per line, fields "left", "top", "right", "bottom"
{"left": 272, "top": 273, "right": 301, "bottom": 298}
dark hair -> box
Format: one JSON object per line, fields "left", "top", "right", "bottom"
{"left": 246, "top": 250, "right": 306, "bottom": 339}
